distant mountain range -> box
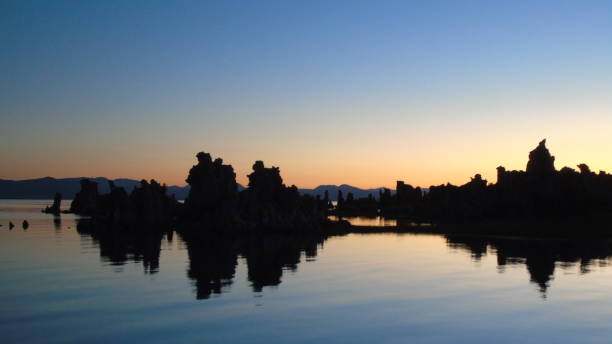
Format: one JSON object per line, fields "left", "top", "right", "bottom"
{"left": 300, "top": 184, "right": 392, "bottom": 201}
{"left": 0, "top": 177, "right": 392, "bottom": 201}
{"left": 0, "top": 177, "right": 193, "bottom": 200}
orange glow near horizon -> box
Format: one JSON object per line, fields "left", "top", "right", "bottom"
{"left": 2, "top": 103, "right": 611, "bottom": 189}
{"left": 3, "top": 128, "right": 612, "bottom": 190}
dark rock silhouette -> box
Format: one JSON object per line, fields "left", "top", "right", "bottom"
{"left": 42, "top": 192, "right": 62, "bottom": 215}
{"left": 182, "top": 152, "right": 241, "bottom": 229}
{"left": 9, "top": 221, "right": 14, "bottom": 229}
{"left": 334, "top": 191, "right": 378, "bottom": 216}
{"left": 526, "top": 139, "right": 556, "bottom": 176}
{"left": 68, "top": 178, "right": 180, "bottom": 230}
{"left": 22, "top": 220, "right": 29, "bottom": 230}
{"left": 181, "top": 153, "right": 327, "bottom": 232}
{"left": 124, "top": 179, "right": 178, "bottom": 226}
{"left": 66, "top": 152, "right": 327, "bottom": 233}
{"left": 239, "top": 160, "right": 326, "bottom": 230}
{"left": 334, "top": 139, "right": 612, "bottom": 231}
{"left": 70, "top": 179, "right": 100, "bottom": 216}
{"left": 61, "top": 139, "right": 612, "bottom": 236}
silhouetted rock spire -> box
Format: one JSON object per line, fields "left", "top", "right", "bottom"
{"left": 43, "top": 192, "right": 62, "bottom": 215}
{"left": 526, "top": 139, "right": 555, "bottom": 176}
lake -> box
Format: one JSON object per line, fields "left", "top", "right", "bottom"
{"left": 2, "top": 200, "right": 612, "bottom": 343}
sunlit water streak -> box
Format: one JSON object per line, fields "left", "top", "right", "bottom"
{"left": 1, "top": 200, "right": 612, "bottom": 343}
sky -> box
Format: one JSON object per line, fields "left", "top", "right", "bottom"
{"left": 1, "top": 0, "right": 611, "bottom": 188}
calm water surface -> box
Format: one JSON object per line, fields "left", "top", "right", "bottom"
{"left": 2, "top": 200, "right": 612, "bottom": 343}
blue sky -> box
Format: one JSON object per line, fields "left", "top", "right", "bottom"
{"left": 1, "top": 1, "right": 611, "bottom": 187}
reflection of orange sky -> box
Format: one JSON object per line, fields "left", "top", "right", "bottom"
{"left": 2, "top": 110, "right": 611, "bottom": 189}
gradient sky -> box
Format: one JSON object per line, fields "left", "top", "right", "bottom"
{"left": 1, "top": 0, "right": 611, "bottom": 188}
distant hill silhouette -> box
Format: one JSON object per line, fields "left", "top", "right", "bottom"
{"left": 0, "top": 177, "right": 386, "bottom": 201}
{"left": 300, "top": 184, "right": 394, "bottom": 201}
{"left": 0, "top": 177, "right": 200, "bottom": 200}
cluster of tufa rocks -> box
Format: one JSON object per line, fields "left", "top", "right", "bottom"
{"left": 65, "top": 152, "right": 327, "bottom": 232}
{"left": 181, "top": 154, "right": 327, "bottom": 231}
{"left": 69, "top": 178, "right": 179, "bottom": 229}
{"left": 333, "top": 139, "right": 612, "bottom": 223}
{"left": 57, "top": 139, "right": 612, "bottom": 229}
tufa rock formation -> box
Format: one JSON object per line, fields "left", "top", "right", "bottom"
{"left": 145, "top": 152, "right": 328, "bottom": 232}
{"left": 239, "top": 160, "right": 326, "bottom": 230}
{"left": 526, "top": 139, "right": 556, "bottom": 176}
{"left": 43, "top": 192, "right": 62, "bottom": 215}
{"left": 68, "top": 178, "right": 180, "bottom": 229}
{"left": 70, "top": 179, "right": 99, "bottom": 216}
{"left": 368, "top": 139, "right": 612, "bottom": 225}
{"left": 183, "top": 152, "right": 241, "bottom": 229}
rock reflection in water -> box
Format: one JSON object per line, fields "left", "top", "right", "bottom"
{"left": 76, "top": 219, "right": 612, "bottom": 300}
{"left": 446, "top": 235, "right": 612, "bottom": 297}
{"left": 77, "top": 219, "right": 333, "bottom": 300}
{"left": 77, "top": 220, "right": 166, "bottom": 274}
{"left": 181, "top": 232, "right": 240, "bottom": 299}
{"left": 181, "top": 231, "right": 330, "bottom": 298}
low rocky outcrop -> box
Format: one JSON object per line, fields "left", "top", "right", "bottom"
{"left": 42, "top": 192, "right": 62, "bottom": 215}
{"left": 68, "top": 178, "right": 180, "bottom": 229}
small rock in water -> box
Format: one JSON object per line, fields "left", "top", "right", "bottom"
{"left": 42, "top": 192, "right": 62, "bottom": 215}
{"left": 22, "top": 220, "right": 29, "bottom": 230}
